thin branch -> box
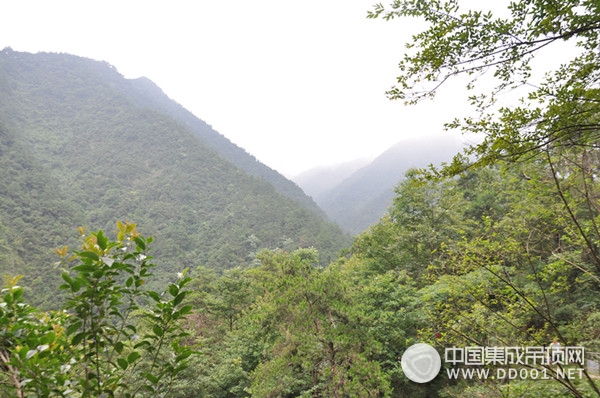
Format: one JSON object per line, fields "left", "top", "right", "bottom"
{"left": 546, "top": 148, "right": 600, "bottom": 274}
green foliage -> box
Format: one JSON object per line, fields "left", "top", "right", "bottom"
{"left": 0, "top": 223, "right": 196, "bottom": 397}
{"left": 364, "top": 3, "right": 600, "bottom": 394}
{"left": 368, "top": 0, "right": 600, "bottom": 180}
{"left": 178, "top": 163, "right": 600, "bottom": 396}
{"left": 5, "top": 2, "right": 600, "bottom": 396}
{"left": 244, "top": 249, "right": 390, "bottom": 397}
{"left": 171, "top": 249, "right": 395, "bottom": 397}
{"left": 348, "top": 165, "right": 600, "bottom": 396}
{"left": 0, "top": 49, "right": 350, "bottom": 308}
{"left": 0, "top": 275, "right": 73, "bottom": 397}
{"left": 123, "top": 76, "right": 326, "bottom": 217}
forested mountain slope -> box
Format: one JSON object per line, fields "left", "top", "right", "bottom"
{"left": 0, "top": 48, "right": 349, "bottom": 307}
{"left": 306, "top": 135, "right": 464, "bottom": 234}
{"left": 120, "top": 75, "right": 325, "bottom": 215}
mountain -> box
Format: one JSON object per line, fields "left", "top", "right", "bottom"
{"left": 299, "top": 135, "right": 465, "bottom": 234}
{"left": 0, "top": 48, "right": 350, "bottom": 307}
{"left": 119, "top": 76, "right": 325, "bottom": 216}
{"left": 292, "top": 158, "right": 371, "bottom": 199}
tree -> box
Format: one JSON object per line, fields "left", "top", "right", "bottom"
{"left": 0, "top": 222, "right": 196, "bottom": 397}
{"left": 350, "top": 163, "right": 600, "bottom": 395}
{"left": 368, "top": 0, "right": 600, "bottom": 174}
{"left": 369, "top": 2, "right": 600, "bottom": 395}
{"left": 244, "top": 249, "right": 391, "bottom": 397}
{"left": 0, "top": 275, "right": 72, "bottom": 397}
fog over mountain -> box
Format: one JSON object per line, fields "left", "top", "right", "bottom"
{"left": 294, "top": 135, "right": 466, "bottom": 234}
{"left": 292, "top": 158, "right": 371, "bottom": 199}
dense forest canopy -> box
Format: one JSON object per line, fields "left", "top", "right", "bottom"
{"left": 2, "top": 0, "right": 600, "bottom": 396}
{"left": 0, "top": 48, "right": 350, "bottom": 308}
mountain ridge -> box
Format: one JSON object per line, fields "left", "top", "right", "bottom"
{"left": 295, "top": 135, "right": 465, "bottom": 234}
{"left": 292, "top": 158, "right": 371, "bottom": 199}
{"left": 0, "top": 48, "right": 350, "bottom": 307}
{"left": 121, "top": 76, "right": 325, "bottom": 215}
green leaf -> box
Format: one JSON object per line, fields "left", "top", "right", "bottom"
{"left": 72, "top": 331, "right": 87, "bottom": 346}
{"left": 168, "top": 284, "right": 179, "bottom": 297}
{"left": 146, "top": 291, "right": 160, "bottom": 302}
{"left": 175, "top": 350, "right": 192, "bottom": 362}
{"left": 173, "top": 291, "right": 188, "bottom": 307}
{"left": 78, "top": 251, "right": 100, "bottom": 261}
{"left": 58, "top": 283, "right": 71, "bottom": 291}
{"left": 19, "top": 348, "right": 29, "bottom": 360}
{"left": 178, "top": 304, "right": 193, "bottom": 316}
{"left": 61, "top": 272, "right": 73, "bottom": 285}
{"left": 71, "top": 278, "right": 82, "bottom": 292}
{"left": 96, "top": 230, "right": 108, "bottom": 250}
{"left": 40, "top": 332, "right": 56, "bottom": 345}
{"left": 143, "top": 372, "right": 159, "bottom": 384}
{"left": 72, "top": 264, "right": 97, "bottom": 273}
{"left": 13, "top": 287, "right": 23, "bottom": 301}
{"left": 152, "top": 325, "right": 164, "bottom": 337}
{"left": 134, "top": 236, "right": 146, "bottom": 250}
{"left": 66, "top": 321, "right": 82, "bottom": 336}
{"left": 127, "top": 351, "right": 141, "bottom": 364}
{"left": 134, "top": 340, "right": 151, "bottom": 349}
{"left": 173, "top": 363, "right": 189, "bottom": 375}
{"left": 117, "top": 357, "right": 128, "bottom": 370}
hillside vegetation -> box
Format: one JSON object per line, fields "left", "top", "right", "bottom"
{"left": 121, "top": 75, "right": 325, "bottom": 215}
{"left": 2, "top": 158, "right": 599, "bottom": 396}
{"left": 2, "top": 0, "right": 600, "bottom": 393}
{"left": 0, "top": 48, "right": 349, "bottom": 307}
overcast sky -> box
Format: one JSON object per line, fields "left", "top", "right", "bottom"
{"left": 2, "top": 1, "right": 474, "bottom": 176}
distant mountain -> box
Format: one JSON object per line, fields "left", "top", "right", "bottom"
{"left": 0, "top": 48, "right": 350, "bottom": 307}
{"left": 292, "top": 158, "right": 371, "bottom": 199}
{"left": 299, "top": 135, "right": 465, "bottom": 234}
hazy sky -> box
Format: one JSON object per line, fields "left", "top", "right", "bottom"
{"left": 2, "top": 1, "right": 472, "bottom": 176}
